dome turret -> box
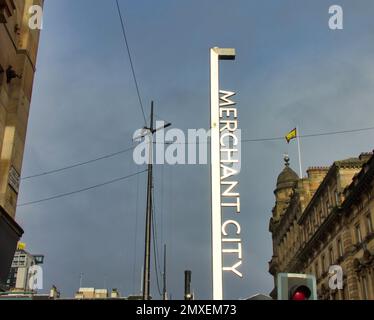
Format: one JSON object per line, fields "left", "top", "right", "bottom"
{"left": 276, "top": 154, "right": 299, "bottom": 191}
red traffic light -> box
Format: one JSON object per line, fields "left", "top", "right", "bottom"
{"left": 289, "top": 285, "right": 311, "bottom": 300}
{"left": 277, "top": 273, "right": 317, "bottom": 300}
{"left": 292, "top": 291, "right": 307, "bottom": 300}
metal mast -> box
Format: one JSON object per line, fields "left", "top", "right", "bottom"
{"left": 142, "top": 102, "right": 171, "bottom": 300}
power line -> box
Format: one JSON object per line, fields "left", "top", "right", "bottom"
{"left": 241, "top": 125, "right": 374, "bottom": 142}
{"left": 115, "top": 0, "right": 147, "bottom": 125}
{"left": 160, "top": 164, "right": 164, "bottom": 248}
{"left": 132, "top": 164, "right": 141, "bottom": 294}
{"left": 154, "top": 125, "right": 374, "bottom": 144}
{"left": 21, "top": 125, "right": 374, "bottom": 180}
{"left": 152, "top": 183, "right": 163, "bottom": 276}
{"left": 152, "top": 217, "right": 163, "bottom": 296}
{"left": 22, "top": 146, "right": 136, "bottom": 180}
{"left": 18, "top": 169, "right": 148, "bottom": 207}
{"left": 152, "top": 187, "right": 163, "bottom": 297}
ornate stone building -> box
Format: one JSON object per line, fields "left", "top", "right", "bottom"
{"left": 0, "top": 0, "right": 43, "bottom": 290}
{"left": 269, "top": 153, "right": 374, "bottom": 300}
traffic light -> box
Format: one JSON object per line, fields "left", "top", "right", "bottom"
{"left": 289, "top": 284, "right": 311, "bottom": 300}
{"left": 277, "top": 273, "right": 317, "bottom": 300}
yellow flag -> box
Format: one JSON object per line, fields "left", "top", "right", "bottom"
{"left": 17, "top": 242, "right": 26, "bottom": 250}
{"left": 285, "top": 128, "right": 297, "bottom": 143}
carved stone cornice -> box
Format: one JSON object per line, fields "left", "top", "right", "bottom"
{"left": 343, "top": 152, "right": 374, "bottom": 211}
{"left": 291, "top": 206, "right": 342, "bottom": 267}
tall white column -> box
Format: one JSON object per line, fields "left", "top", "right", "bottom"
{"left": 210, "top": 47, "right": 235, "bottom": 300}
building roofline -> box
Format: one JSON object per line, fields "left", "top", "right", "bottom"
{"left": 298, "top": 164, "right": 336, "bottom": 224}
{"left": 298, "top": 156, "right": 368, "bottom": 224}
{"left": 342, "top": 151, "right": 374, "bottom": 209}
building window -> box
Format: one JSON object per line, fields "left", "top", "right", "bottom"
{"left": 307, "top": 219, "right": 311, "bottom": 235}
{"left": 334, "top": 191, "right": 339, "bottom": 206}
{"left": 361, "top": 276, "right": 369, "bottom": 300}
{"left": 329, "top": 247, "right": 334, "bottom": 265}
{"left": 355, "top": 223, "right": 362, "bottom": 244}
{"left": 366, "top": 213, "right": 373, "bottom": 234}
{"left": 321, "top": 255, "right": 326, "bottom": 273}
{"left": 337, "top": 238, "right": 344, "bottom": 257}
{"left": 315, "top": 261, "right": 319, "bottom": 278}
{"left": 320, "top": 203, "right": 325, "bottom": 218}
{"left": 314, "top": 209, "right": 318, "bottom": 225}
{"left": 326, "top": 200, "right": 330, "bottom": 215}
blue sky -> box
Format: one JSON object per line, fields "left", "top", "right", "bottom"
{"left": 16, "top": 0, "right": 374, "bottom": 299}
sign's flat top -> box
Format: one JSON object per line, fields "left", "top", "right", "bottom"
{"left": 211, "top": 47, "right": 236, "bottom": 60}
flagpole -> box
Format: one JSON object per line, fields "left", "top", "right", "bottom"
{"left": 297, "top": 126, "right": 303, "bottom": 178}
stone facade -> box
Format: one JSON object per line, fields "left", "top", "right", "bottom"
{"left": 269, "top": 153, "right": 374, "bottom": 300}
{"left": 0, "top": 0, "right": 43, "bottom": 290}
